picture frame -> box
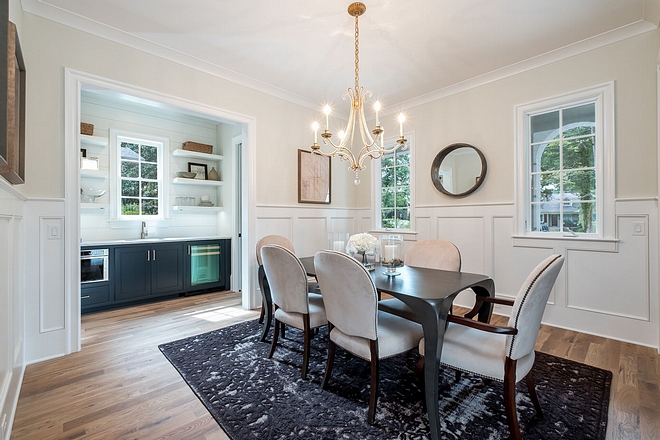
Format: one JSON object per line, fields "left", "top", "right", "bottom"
{"left": 188, "top": 162, "right": 208, "bottom": 180}
{"left": 298, "top": 149, "right": 331, "bottom": 204}
{"left": 0, "top": 20, "right": 26, "bottom": 184}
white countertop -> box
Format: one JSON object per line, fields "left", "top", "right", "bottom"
{"left": 81, "top": 236, "right": 231, "bottom": 247}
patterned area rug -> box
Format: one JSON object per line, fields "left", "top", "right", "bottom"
{"left": 159, "top": 319, "right": 611, "bottom": 440}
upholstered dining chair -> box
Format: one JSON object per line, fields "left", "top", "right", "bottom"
{"left": 417, "top": 254, "right": 564, "bottom": 440}
{"left": 378, "top": 239, "right": 461, "bottom": 322}
{"left": 256, "top": 234, "right": 318, "bottom": 341}
{"left": 314, "top": 250, "right": 424, "bottom": 425}
{"left": 261, "top": 244, "right": 328, "bottom": 379}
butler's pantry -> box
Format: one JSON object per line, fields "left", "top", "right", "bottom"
{"left": 74, "top": 72, "right": 248, "bottom": 316}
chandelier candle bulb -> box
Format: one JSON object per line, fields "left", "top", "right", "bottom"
{"left": 324, "top": 105, "right": 331, "bottom": 130}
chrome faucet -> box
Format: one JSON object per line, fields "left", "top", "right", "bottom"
{"left": 141, "top": 221, "right": 148, "bottom": 239}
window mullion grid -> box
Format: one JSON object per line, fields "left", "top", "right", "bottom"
{"left": 558, "top": 110, "right": 564, "bottom": 231}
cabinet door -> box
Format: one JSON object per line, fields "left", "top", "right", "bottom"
{"left": 151, "top": 243, "right": 185, "bottom": 295}
{"left": 114, "top": 246, "right": 151, "bottom": 300}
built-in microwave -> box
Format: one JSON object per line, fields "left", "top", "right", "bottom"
{"left": 81, "top": 249, "right": 109, "bottom": 284}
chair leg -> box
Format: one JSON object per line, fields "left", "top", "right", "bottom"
{"left": 415, "top": 356, "right": 424, "bottom": 376}
{"left": 268, "top": 319, "right": 280, "bottom": 359}
{"left": 525, "top": 368, "right": 543, "bottom": 417}
{"left": 258, "top": 303, "right": 265, "bottom": 324}
{"left": 368, "top": 340, "right": 379, "bottom": 425}
{"left": 301, "top": 315, "right": 311, "bottom": 380}
{"left": 455, "top": 370, "right": 462, "bottom": 382}
{"left": 322, "top": 324, "right": 336, "bottom": 389}
{"left": 503, "top": 358, "right": 522, "bottom": 440}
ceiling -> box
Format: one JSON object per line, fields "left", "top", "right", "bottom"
{"left": 22, "top": 0, "right": 660, "bottom": 112}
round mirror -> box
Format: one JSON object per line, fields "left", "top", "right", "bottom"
{"left": 431, "top": 143, "right": 487, "bottom": 197}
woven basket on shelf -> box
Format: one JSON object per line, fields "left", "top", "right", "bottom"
{"left": 182, "top": 141, "right": 213, "bottom": 154}
{"left": 80, "top": 123, "right": 94, "bottom": 136}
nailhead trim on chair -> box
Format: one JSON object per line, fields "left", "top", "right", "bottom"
{"left": 507, "top": 255, "right": 562, "bottom": 359}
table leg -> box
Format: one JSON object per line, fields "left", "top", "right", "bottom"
{"left": 420, "top": 300, "right": 453, "bottom": 440}
{"left": 258, "top": 265, "right": 273, "bottom": 342}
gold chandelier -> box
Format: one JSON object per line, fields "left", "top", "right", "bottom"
{"left": 311, "top": 2, "right": 407, "bottom": 185}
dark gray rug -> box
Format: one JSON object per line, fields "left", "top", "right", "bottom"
{"left": 159, "top": 319, "right": 611, "bottom": 440}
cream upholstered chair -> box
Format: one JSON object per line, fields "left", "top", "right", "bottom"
{"left": 261, "top": 244, "right": 328, "bottom": 379}
{"left": 378, "top": 239, "right": 461, "bottom": 322}
{"left": 314, "top": 250, "right": 423, "bottom": 425}
{"left": 417, "top": 254, "right": 564, "bottom": 440}
{"left": 256, "top": 234, "right": 318, "bottom": 341}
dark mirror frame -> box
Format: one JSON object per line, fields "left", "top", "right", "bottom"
{"left": 430, "top": 143, "right": 487, "bottom": 197}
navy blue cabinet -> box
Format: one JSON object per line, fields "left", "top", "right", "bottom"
{"left": 82, "top": 238, "right": 230, "bottom": 314}
{"left": 114, "top": 243, "right": 184, "bottom": 301}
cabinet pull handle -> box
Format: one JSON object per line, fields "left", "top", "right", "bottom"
{"left": 152, "top": 250, "right": 156, "bottom": 260}
{"left": 188, "top": 245, "right": 191, "bottom": 255}
{"left": 81, "top": 295, "right": 90, "bottom": 299}
{"left": 147, "top": 250, "right": 150, "bottom": 261}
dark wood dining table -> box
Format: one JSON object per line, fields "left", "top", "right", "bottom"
{"left": 260, "top": 257, "right": 495, "bottom": 440}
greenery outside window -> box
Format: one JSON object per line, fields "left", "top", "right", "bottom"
{"left": 374, "top": 136, "right": 413, "bottom": 230}
{"left": 515, "top": 83, "right": 614, "bottom": 238}
{"left": 110, "top": 131, "right": 169, "bottom": 221}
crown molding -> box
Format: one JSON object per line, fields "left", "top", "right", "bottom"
{"left": 383, "top": 19, "right": 658, "bottom": 114}
{"left": 21, "top": 1, "right": 659, "bottom": 113}
{"left": 20, "top": 0, "right": 320, "bottom": 110}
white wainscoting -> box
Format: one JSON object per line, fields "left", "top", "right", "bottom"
{"left": 0, "top": 182, "right": 25, "bottom": 440}
{"left": 415, "top": 199, "right": 659, "bottom": 348}
{"left": 24, "top": 199, "right": 69, "bottom": 363}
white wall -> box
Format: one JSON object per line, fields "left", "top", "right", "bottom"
{"left": 378, "top": 29, "right": 659, "bottom": 347}
{"left": 79, "top": 94, "right": 234, "bottom": 242}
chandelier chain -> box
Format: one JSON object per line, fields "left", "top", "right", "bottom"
{"left": 354, "top": 14, "right": 359, "bottom": 91}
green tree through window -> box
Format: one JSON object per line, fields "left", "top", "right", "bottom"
{"left": 530, "top": 103, "right": 596, "bottom": 233}
{"left": 119, "top": 140, "right": 160, "bottom": 216}
{"left": 380, "top": 150, "right": 410, "bottom": 229}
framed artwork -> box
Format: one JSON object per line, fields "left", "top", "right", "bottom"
{"left": 0, "top": 20, "right": 26, "bottom": 184}
{"left": 298, "top": 149, "right": 331, "bottom": 204}
{"left": 188, "top": 162, "right": 208, "bottom": 180}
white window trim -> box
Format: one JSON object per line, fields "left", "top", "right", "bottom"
{"left": 108, "top": 129, "right": 171, "bottom": 225}
{"left": 371, "top": 131, "right": 415, "bottom": 232}
{"left": 514, "top": 82, "right": 615, "bottom": 240}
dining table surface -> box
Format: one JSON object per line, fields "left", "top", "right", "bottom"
{"left": 295, "top": 256, "right": 496, "bottom": 440}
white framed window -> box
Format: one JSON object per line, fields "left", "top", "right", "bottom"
{"left": 515, "top": 82, "right": 615, "bottom": 239}
{"left": 109, "top": 130, "right": 170, "bottom": 221}
{"left": 373, "top": 133, "right": 414, "bottom": 230}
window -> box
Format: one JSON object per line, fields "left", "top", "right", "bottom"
{"left": 515, "top": 83, "right": 614, "bottom": 238}
{"left": 110, "top": 130, "right": 169, "bottom": 220}
{"left": 374, "top": 136, "right": 413, "bottom": 230}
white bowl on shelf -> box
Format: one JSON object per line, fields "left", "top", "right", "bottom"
{"left": 176, "top": 171, "right": 196, "bottom": 178}
{"left": 81, "top": 188, "right": 106, "bottom": 203}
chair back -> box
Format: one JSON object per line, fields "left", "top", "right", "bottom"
{"left": 261, "top": 244, "right": 309, "bottom": 314}
{"left": 405, "top": 239, "right": 461, "bottom": 271}
{"left": 314, "top": 250, "right": 378, "bottom": 340}
{"left": 256, "top": 234, "right": 295, "bottom": 266}
{"left": 506, "top": 254, "right": 564, "bottom": 360}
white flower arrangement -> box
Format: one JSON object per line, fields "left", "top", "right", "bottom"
{"left": 346, "top": 233, "right": 381, "bottom": 255}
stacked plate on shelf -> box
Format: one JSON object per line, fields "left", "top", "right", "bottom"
{"left": 199, "top": 201, "right": 214, "bottom": 207}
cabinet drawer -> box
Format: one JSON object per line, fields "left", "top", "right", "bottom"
{"left": 81, "top": 285, "right": 110, "bottom": 306}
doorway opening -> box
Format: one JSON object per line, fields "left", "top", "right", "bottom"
{"left": 64, "top": 69, "right": 257, "bottom": 352}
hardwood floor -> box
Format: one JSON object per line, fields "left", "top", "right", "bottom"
{"left": 11, "top": 293, "right": 660, "bottom": 439}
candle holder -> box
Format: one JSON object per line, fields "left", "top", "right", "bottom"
{"left": 381, "top": 234, "right": 404, "bottom": 277}
{"left": 328, "top": 232, "right": 349, "bottom": 253}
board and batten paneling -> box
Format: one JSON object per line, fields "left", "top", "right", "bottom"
{"left": 0, "top": 182, "right": 26, "bottom": 440}
{"left": 415, "top": 199, "right": 658, "bottom": 348}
